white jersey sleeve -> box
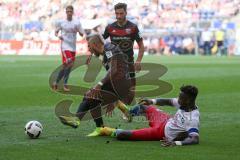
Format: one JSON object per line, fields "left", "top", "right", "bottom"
{"left": 171, "top": 98, "right": 180, "bottom": 108}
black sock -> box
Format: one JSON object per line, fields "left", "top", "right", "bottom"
{"left": 76, "top": 98, "right": 89, "bottom": 120}
{"left": 90, "top": 102, "right": 103, "bottom": 127}
{"left": 94, "top": 117, "right": 104, "bottom": 128}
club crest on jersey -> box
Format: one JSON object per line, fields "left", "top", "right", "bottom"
{"left": 105, "top": 51, "right": 113, "bottom": 58}
{"left": 125, "top": 28, "right": 131, "bottom": 34}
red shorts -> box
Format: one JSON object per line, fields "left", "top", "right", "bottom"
{"left": 129, "top": 106, "right": 171, "bottom": 141}
{"left": 61, "top": 50, "right": 76, "bottom": 64}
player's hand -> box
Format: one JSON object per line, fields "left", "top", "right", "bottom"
{"left": 160, "top": 138, "right": 176, "bottom": 147}
{"left": 105, "top": 103, "right": 115, "bottom": 117}
{"left": 138, "top": 97, "right": 153, "bottom": 105}
{"left": 93, "top": 84, "right": 102, "bottom": 90}
{"left": 134, "top": 61, "right": 141, "bottom": 73}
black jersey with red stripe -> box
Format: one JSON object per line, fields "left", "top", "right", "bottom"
{"left": 102, "top": 20, "right": 142, "bottom": 60}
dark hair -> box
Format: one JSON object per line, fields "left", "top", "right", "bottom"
{"left": 180, "top": 85, "right": 198, "bottom": 101}
{"left": 114, "top": 3, "right": 127, "bottom": 11}
{"left": 66, "top": 5, "right": 74, "bottom": 11}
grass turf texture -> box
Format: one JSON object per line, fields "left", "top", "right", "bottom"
{"left": 0, "top": 55, "right": 240, "bottom": 160}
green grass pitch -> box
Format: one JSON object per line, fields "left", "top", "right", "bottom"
{"left": 0, "top": 55, "right": 240, "bottom": 160}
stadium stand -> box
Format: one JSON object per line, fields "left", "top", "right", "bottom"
{"left": 0, "top": 0, "right": 239, "bottom": 55}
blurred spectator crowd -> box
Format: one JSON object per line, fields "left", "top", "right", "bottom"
{"left": 0, "top": 0, "right": 239, "bottom": 55}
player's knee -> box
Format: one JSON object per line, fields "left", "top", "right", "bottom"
{"left": 138, "top": 104, "right": 149, "bottom": 113}
{"left": 130, "top": 104, "right": 148, "bottom": 116}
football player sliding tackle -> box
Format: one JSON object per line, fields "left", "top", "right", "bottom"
{"left": 98, "top": 85, "right": 200, "bottom": 147}
{"left": 57, "top": 33, "right": 200, "bottom": 146}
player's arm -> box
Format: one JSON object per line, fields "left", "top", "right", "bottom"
{"left": 77, "top": 27, "right": 84, "bottom": 37}
{"left": 161, "top": 134, "right": 199, "bottom": 147}
{"left": 85, "top": 55, "right": 118, "bottom": 98}
{"left": 179, "top": 134, "right": 199, "bottom": 145}
{"left": 55, "top": 21, "right": 63, "bottom": 40}
{"left": 98, "top": 54, "right": 119, "bottom": 85}
{"left": 134, "top": 26, "right": 144, "bottom": 72}
{"left": 78, "top": 31, "right": 84, "bottom": 37}
{"left": 55, "top": 23, "right": 61, "bottom": 37}
{"left": 138, "top": 97, "right": 176, "bottom": 107}
{"left": 77, "top": 21, "right": 85, "bottom": 37}
{"left": 55, "top": 29, "right": 60, "bottom": 37}
{"left": 179, "top": 118, "right": 200, "bottom": 145}
{"left": 136, "top": 40, "right": 144, "bottom": 64}
{"left": 102, "top": 25, "right": 110, "bottom": 39}
{"left": 162, "top": 117, "right": 200, "bottom": 147}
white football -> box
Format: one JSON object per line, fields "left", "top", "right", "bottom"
{"left": 24, "top": 121, "right": 43, "bottom": 139}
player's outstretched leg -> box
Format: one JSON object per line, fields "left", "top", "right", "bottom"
{"left": 58, "top": 98, "right": 90, "bottom": 129}
{"left": 116, "top": 128, "right": 163, "bottom": 141}
{"left": 97, "top": 127, "right": 163, "bottom": 141}
{"left": 76, "top": 98, "right": 105, "bottom": 136}
{"left": 130, "top": 104, "right": 170, "bottom": 128}
{"left": 86, "top": 103, "right": 104, "bottom": 137}
{"left": 94, "top": 127, "right": 117, "bottom": 137}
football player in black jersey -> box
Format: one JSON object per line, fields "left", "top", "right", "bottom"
{"left": 58, "top": 34, "right": 132, "bottom": 136}
{"left": 103, "top": 3, "right": 145, "bottom": 105}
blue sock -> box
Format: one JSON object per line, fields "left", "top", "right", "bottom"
{"left": 129, "top": 105, "right": 143, "bottom": 116}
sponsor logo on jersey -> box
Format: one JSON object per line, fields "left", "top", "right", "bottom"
{"left": 112, "top": 37, "right": 131, "bottom": 40}
{"left": 125, "top": 28, "right": 131, "bottom": 34}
